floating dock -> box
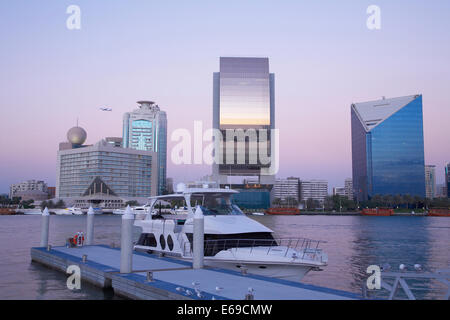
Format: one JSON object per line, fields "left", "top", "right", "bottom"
{"left": 31, "top": 245, "right": 360, "bottom": 300}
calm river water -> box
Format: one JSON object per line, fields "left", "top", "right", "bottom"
{"left": 0, "top": 214, "right": 448, "bottom": 299}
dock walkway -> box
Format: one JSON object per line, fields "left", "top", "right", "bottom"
{"left": 31, "top": 245, "right": 360, "bottom": 300}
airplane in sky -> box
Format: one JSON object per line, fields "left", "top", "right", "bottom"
{"left": 99, "top": 107, "right": 112, "bottom": 111}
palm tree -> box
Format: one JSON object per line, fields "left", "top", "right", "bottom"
{"left": 404, "top": 194, "right": 413, "bottom": 209}
{"left": 393, "top": 194, "right": 403, "bottom": 208}
{"left": 371, "top": 194, "right": 382, "bottom": 207}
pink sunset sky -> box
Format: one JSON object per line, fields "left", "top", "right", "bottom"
{"left": 0, "top": 1, "right": 449, "bottom": 193}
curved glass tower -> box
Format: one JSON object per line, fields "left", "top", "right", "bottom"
{"left": 351, "top": 94, "right": 426, "bottom": 201}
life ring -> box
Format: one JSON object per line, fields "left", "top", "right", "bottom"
{"left": 73, "top": 232, "right": 84, "bottom": 246}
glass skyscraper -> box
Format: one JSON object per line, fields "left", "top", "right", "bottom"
{"left": 212, "top": 57, "right": 275, "bottom": 183}
{"left": 351, "top": 94, "right": 426, "bottom": 201}
{"left": 123, "top": 101, "right": 167, "bottom": 195}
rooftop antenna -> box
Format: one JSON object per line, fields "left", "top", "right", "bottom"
{"left": 76, "top": 117, "right": 79, "bottom": 127}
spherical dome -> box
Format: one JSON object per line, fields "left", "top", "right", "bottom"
{"left": 67, "top": 126, "right": 87, "bottom": 145}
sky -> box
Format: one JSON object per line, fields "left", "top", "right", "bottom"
{"left": 0, "top": 0, "right": 449, "bottom": 194}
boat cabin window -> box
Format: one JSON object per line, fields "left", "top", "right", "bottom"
{"left": 200, "top": 195, "right": 244, "bottom": 216}
{"left": 186, "top": 232, "right": 276, "bottom": 256}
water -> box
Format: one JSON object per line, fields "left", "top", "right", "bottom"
{"left": 0, "top": 215, "right": 448, "bottom": 299}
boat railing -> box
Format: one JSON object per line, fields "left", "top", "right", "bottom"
{"left": 362, "top": 268, "right": 450, "bottom": 300}
{"left": 182, "top": 237, "right": 326, "bottom": 261}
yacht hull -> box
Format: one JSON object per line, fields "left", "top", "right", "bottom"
{"left": 135, "top": 247, "right": 317, "bottom": 282}
{"left": 200, "top": 259, "right": 313, "bottom": 282}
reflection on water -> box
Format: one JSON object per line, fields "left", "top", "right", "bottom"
{"left": 250, "top": 215, "right": 449, "bottom": 299}
{"left": 0, "top": 215, "right": 448, "bottom": 299}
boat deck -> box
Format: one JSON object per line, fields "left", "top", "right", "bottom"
{"left": 31, "top": 245, "right": 360, "bottom": 300}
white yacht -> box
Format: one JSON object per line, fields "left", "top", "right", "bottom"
{"left": 23, "top": 209, "right": 43, "bottom": 215}
{"left": 54, "top": 207, "right": 84, "bottom": 215}
{"left": 133, "top": 183, "right": 328, "bottom": 282}
{"left": 113, "top": 204, "right": 152, "bottom": 215}
{"left": 114, "top": 203, "right": 172, "bottom": 215}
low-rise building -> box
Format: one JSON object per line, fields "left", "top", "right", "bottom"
{"left": 273, "top": 177, "right": 300, "bottom": 202}
{"left": 333, "top": 178, "right": 353, "bottom": 200}
{"left": 425, "top": 165, "right": 436, "bottom": 199}
{"left": 10, "top": 180, "right": 48, "bottom": 199}
{"left": 300, "top": 180, "right": 328, "bottom": 204}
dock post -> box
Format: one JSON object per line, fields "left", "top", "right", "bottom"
{"left": 193, "top": 206, "right": 204, "bottom": 269}
{"left": 86, "top": 206, "right": 95, "bottom": 245}
{"left": 120, "top": 205, "right": 134, "bottom": 273}
{"left": 40, "top": 207, "right": 50, "bottom": 247}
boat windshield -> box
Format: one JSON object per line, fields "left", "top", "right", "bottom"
{"left": 199, "top": 204, "right": 244, "bottom": 216}
{"left": 198, "top": 195, "right": 244, "bottom": 215}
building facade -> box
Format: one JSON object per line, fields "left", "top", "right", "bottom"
{"left": 10, "top": 180, "right": 48, "bottom": 199}
{"left": 351, "top": 95, "right": 426, "bottom": 201}
{"left": 123, "top": 101, "right": 167, "bottom": 195}
{"left": 344, "top": 178, "right": 353, "bottom": 200}
{"left": 300, "top": 180, "right": 328, "bottom": 204}
{"left": 446, "top": 163, "right": 450, "bottom": 198}
{"left": 425, "top": 165, "right": 436, "bottom": 199}
{"left": 273, "top": 177, "right": 300, "bottom": 202}
{"left": 212, "top": 57, "right": 276, "bottom": 185}
{"left": 56, "top": 138, "right": 158, "bottom": 199}
{"left": 435, "top": 184, "right": 447, "bottom": 198}
{"left": 333, "top": 187, "right": 346, "bottom": 197}
{"left": 333, "top": 178, "right": 353, "bottom": 200}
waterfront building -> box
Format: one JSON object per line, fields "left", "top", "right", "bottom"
{"left": 425, "top": 165, "right": 436, "bottom": 199}
{"left": 47, "top": 187, "right": 56, "bottom": 198}
{"left": 14, "top": 190, "right": 49, "bottom": 201}
{"left": 123, "top": 101, "right": 167, "bottom": 195}
{"left": 344, "top": 178, "right": 353, "bottom": 200}
{"left": 333, "top": 178, "right": 353, "bottom": 200}
{"left": 230, "top": 182, "right": 273, "bottom": 210}
{"left": 300, "top": 180, "right": 328, "bottom": 204}
{"left": 333, "top": 187, "right": 346, "bottom": 197}
{"left": 446, "top": 163, "right": 450, "bottom": 198}
{"left": 232, "top": 188, "right": 271, "bottom": 210}
{"left": 56, "top": 126, "right": 158, "bottom": 208}
{"left": 212, "top": 57, "right": 276, "bottom": 185}
{"left": 435, "top": 183, "right": 448, "bottom": 198}
{"left": 351, "top": 95, "right": 426, "bottom": 201}
{"left": 273, "top": 177, "right": 300, "bottom": 202}
{"left": 10, "top": 180, "right": 48, "bottom": 199}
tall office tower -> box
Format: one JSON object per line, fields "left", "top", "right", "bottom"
{"left": 123, "top": 101, "right": 167, "bottom": 195}
{"left": 273, "top": 177, "right": 300, "bottom": 202}
{"left": 300, "top": 180, "right": 328, "bottom": 204}
{"left": 446, "top": 163, "right": 450, "bottom": 198}
{"left": 351, "top": 95, "right": 426, "bottom": 201}
{"left": 212, "top": 57, "right": 275, "bottom": 185}
{"left": 425, "top": 165, "right": 436, "bottom": 199}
